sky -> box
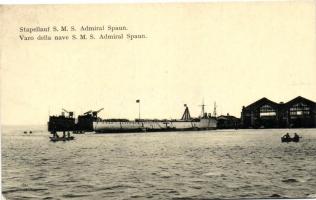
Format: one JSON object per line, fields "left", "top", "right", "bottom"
{"left": 1, "top": 2, "right": 316, "bottom": 125}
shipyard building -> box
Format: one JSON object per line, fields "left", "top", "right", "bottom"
{"left": 241, "top": 96, "right": 316, "bottom": 128}
{"left": 217, "top": 114, "right": 241, "bottom": 129}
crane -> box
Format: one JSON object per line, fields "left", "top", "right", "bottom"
{"left": 62, "top": 108, "right": 74, "bottom": 117}
{"left": 83, "top": 108, "right": 104, "bottom": 117}
{"left": 92, "top": 108, "right": 104, "bottom": 117}
{"left": 62, "top": 108, "right": 69, "bottom": 113}
{"left": 84, "top": 110, "right": 93, "bottom": 115}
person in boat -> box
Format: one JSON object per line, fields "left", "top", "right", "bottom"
{"left": 282, "top": 133, "right": 290, "bottom": 139}
{"left": 293, "top": 133, "right": 300, "bottom": 141}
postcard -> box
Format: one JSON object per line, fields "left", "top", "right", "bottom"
{"left": 1, "top": 2, "right": 316, "bottom": 199}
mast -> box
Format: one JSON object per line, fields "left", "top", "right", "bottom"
{"left": 199, "top": 99, "right": 206, "bottom": 118}
{"left": 213, "top": 102, "right": 217, "bottom": 117}
{"left": 136, "top": 99, "right": 140, "bottom": 121}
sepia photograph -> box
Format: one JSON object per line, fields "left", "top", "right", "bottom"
{"left": 1, "top": 1, "right": 316, "bottom": 199}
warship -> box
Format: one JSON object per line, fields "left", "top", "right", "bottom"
{"left": 48, "top": 103, "right": 217, "bottom": 137}
{"left": 93, "top": 104, "right": 217, "bottom": 133}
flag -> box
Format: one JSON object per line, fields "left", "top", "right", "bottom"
{"left": 136, "top": 99, "right": 140, "bottom": 103}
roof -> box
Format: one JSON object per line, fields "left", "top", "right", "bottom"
{"left": 217, "top": 115, "right": 240, "bottom": 120}
{"left": 243, "top": 96, "right": 316, "bottom": 111}
{"left": 285, "top": 96, "right": 316, "bottom": 106}
{"left": 243, "top": 97, "right": 278, "bottom": 111}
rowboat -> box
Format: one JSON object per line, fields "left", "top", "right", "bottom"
{"left": 49, "top": 136, "right": 75, "bottom": 142}
{"left": 281, "top": 136, "right": 300, "bottom": 143}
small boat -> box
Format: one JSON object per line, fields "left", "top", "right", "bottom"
{"left": 281, "top": 136, "right": 301, "bottom": 143}
{"left": 49, "top": 136, "right": 75, "bottom": 142}
{"left": 281, "top": 137, "right": 292, "bottom": 143}
{"left": 292, "top": 136, "right": 300, "bottom": 143}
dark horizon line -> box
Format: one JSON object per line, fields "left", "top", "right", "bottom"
{"left": 1, "top": 124, "right": 47, "bottom": 127}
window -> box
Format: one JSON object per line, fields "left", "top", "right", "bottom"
{"left": 290, "top": 103, "right": 310, "bottom": 116}
{"left": 259, "top": 105, "right": 276, "bottom": 117}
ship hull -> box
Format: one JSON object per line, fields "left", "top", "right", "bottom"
{"left": 93, "top": 118, "right": 217, "bottom": 133}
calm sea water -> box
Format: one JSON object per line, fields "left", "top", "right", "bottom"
{"left": 2, "top": 126, "right": 316, "bottom": 200}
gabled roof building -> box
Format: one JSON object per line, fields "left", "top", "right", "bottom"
{"left": 241, "top": 96, "right": 316, "bottom": 128}
{"left": 217, "top": 114, "right": 241, "bottom": 129}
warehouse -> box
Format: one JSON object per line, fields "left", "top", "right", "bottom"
{"left": 241, "top": 96, "right": 316, "bottom": 128}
